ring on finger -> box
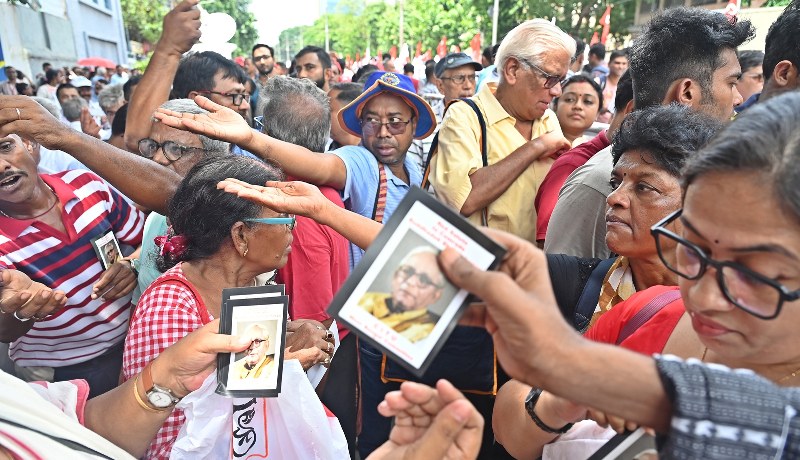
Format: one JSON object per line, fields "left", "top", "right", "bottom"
{"left": 323, "top": 356, "right": 331, "bottom": 366}
{"left": 324, "top": 330, "right": 333, "bottom": 341}
{"left": 326, "top": 342, "right": 332, "bottom": 353}
{"left": 13, "top": 311, "right": 32, "bottom": 322}
{"left": 16, "top": 108, "right": 21, "bottom": 120}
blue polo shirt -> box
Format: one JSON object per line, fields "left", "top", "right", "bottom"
{"left": 332, "top": 145, "right": 422, "bottom": 269}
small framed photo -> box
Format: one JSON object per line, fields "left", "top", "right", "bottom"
{"left": 90, "top": 230, "right": 122, "bottom": 269}
{"left": 216, "top": 290, "right": 288, "bottom": 398}
{"left": 328, "top": 187, "right": 506, "bottom": 376}
{"left": 587, "top": 428, "right": 657, "bottom": 460}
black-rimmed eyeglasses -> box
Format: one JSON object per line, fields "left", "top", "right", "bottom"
{"left": 516, "top": 56, "right": 567, "bottom": 89}
{"left": 137, "top": 138, "right": 207, "bottom": 162}
{"left": 651, "top": 209, "right": 800, "bottom": 320}
{"left": 196, "top": 90, "right": 250, "bottom": 106}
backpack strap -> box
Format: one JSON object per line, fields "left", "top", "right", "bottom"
{"left": 371, "top": 162, "right": 388, "bottom": 224}
{"left": 574, "top": 258, "right": 616, "bottom": 333}
{"left": 616, "top": 289, "right": 682, "bottom": 345}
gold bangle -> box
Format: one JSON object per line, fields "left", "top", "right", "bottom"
{"left": 133, "top": 373, "right": 168, "bottom": 413}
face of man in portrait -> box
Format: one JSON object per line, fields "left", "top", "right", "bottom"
{"left": 390, "top": 250, "right": 445, "bottom": 312}
{"left": 244, "top": 335, "right": 270, "bottom": 368}
{"left": 103, "top": 242, "right": 119, "bottom": 265}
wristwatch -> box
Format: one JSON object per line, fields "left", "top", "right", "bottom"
{"left": 524, "top": 387, "right": 574, "bottom": 434}
{"left": 122, "top": 257, "right": 139, "bottom": 276}
{"left": 142, "top": 363, "right": 181, "bottom": 409}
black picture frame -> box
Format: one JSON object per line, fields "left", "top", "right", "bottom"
{"left": 89, "top": 230, "right": 122, "bottom": 270}
{"left": 327, "top": 187, "right": 506, "bottom": 377}
{"left": 216, "top": 291, "right": 288, "bottom": 398}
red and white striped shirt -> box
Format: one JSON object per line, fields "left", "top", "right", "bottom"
{"left": 0, "top": 170, "right": 144, "bottom": 367}
{"left": 123, "top": 263, "right": 213, "bottom": 459}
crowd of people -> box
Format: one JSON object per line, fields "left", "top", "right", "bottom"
{"left": 1, "top": 0, "right": 799, "bottom": 458}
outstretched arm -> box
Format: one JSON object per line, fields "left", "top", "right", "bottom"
{"left": 217, "top": 179, "right": 380, "bottom": 250}
{"left": 155, "top": 96, "right": 348, "bottom": 188}
{"left": 124, "top": 0, "right": 201, "bottom": 152}
{"left": 0, "top": 96, "right": 180, "bottom": 213}
{"left": 438, "top": 230, "right": 673, "bottom": 432}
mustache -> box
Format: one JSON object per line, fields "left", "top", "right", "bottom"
{"left": 0, "top": 170, "right": 27, "bottom": 181}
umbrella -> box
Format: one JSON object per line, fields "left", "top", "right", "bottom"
{"left": 77, "top": 57, "right": 116, "bottom": 68}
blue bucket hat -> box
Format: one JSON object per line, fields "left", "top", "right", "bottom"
{"left": 338, "top": 71, "right": 436, "bottom": 139}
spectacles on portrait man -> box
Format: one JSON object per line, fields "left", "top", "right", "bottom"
{"left": 244, "top": 216, "right": 297, "bottom": 231}
{"left": 196, "top": 90, "right": 250, "bottom": 106}
{"left": 515, "top": 56, "right": 567, "bottom": 89}
{"left": 395, "top": 265, "right": 444, "bottom": 289}
{"left": 137, "top": 138, "right": 208, "bottom": 162}
{"left": 651, "top": 209, "right": 800, "bottom": 320}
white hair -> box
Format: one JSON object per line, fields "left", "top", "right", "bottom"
{"left": 495, "top": 19, "right": 576, "bottom": 77}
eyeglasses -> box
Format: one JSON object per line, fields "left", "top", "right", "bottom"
{"left": 651, "top": 209, "right": 800, "bottom": 320}
{"left": 196, "top": 90, "right": 250, "bottom": 106}
{"left": 253, "top": 55, "right": 273, "bottom": 62}
{"left": 394, "top": 265, "right": 444, "bottom": 289}
{"left": 243, "top": 216, "right": 297, "bottom": 231}
{"left": 360, "top": 117, "right": 412, "bottom": 136}
{"left": 137, "top": 138, "right": 207, "bottom": 162}
{"left": 440, "top": 74, "right": 477, "bottom": 84}
{"left": 516, "top": 56, "right": 566, "bottom": 89}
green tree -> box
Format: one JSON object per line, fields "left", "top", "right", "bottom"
{"left": 202, "top": 0, "right": 259, "bottom": 57}
{"left": 120, "top": 0, "right": 169, "bottom": 45}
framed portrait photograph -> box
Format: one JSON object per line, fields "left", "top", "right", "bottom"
{"left": 216, "top": 291, "right": 288, "bottom": 398}
{"left": 587, "top": 428, "right": 657, "bottom": 460}
{"left": 90, "top": 230, "right": 122, "bottom": 269}
{"left": 328, "top": 187, "right": 506, "bottom": 376}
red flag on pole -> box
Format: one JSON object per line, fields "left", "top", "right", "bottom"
{"left": 415, "top": 41, "right": 422, "bottom": 58}
{"left": 437, "top": 36, "right": 447, "bottom": 58}
{"left": 590, "top": 31, "right": 599, "bottom": 45}
{"left": 599, "top": 5, "right": 612, "bottom": 44}
{"left": 469, "top": 33, "right": 482, "bottom": 62}
{"left": 390, "top": 46, "right": 397, "bottom": 59}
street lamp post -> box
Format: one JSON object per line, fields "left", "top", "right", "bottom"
{"left": 492, "top": 0, "right": 500, "bottom": 45}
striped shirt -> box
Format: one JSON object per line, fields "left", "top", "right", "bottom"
{"left": 0, "top": 170, "right": 145, "bottom": 367}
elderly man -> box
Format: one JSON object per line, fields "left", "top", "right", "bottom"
{"left": 0, "top": 66, "right": 18, "bottom": 96}
{"left": 544, "top": 7, "right": 754, "bottom": 259}
{"left": 359, "top": 248, "right": 444, "bottom": 343}
{"left": 294, "top": 46, "right": 333, "bottom": 92}
{"left": 232, "top": 324, "right": 277, "bottom": 380}
{"left": 432, "top": 52, "right": 482, "bottom": 119}
{"left": 430, "top": 19, "right": 573, "bottom": 244}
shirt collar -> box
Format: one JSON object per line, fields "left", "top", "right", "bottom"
{"left": 476, "top": 82, "right": 555, "bottom": 129}
{"left": 0, "top": 173, "right": 77, "bottom": 239}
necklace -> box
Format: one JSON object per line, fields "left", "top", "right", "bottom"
{"left": 0, "top": 185, "right": 58, "bottom": 220}
{"left": 701, "top": 347, "right": 800, "bottom": 384}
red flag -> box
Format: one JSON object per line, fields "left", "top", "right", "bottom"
{"left": 590, "top": 31, "right": 599, "bottom": 45}
{"left": 437, "top": 36, "right": 447, "bottom": 58}
{"left": 469, "top": 33, "right": 482, "bottom": 62}
{"left": 415, "top": 41, "right": 422, "bottom": 58}
{"left": 599, "top": 5, "right": 612, "bottom": 44}
{"left": 390, "top": 46, "right": 397, "bottom": 59}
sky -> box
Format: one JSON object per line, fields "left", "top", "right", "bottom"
{"left": 250, "top": 0, "right": 323, "bottom": 46}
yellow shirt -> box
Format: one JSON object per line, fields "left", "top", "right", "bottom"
{"left": 430, "top": 82, "right": 561, "bottom": 242}
{"left": 359, "top": 292, "right": 437, "bottom": 343}
{"left": 233, "top": 354, "right": 276, "bottom": 380}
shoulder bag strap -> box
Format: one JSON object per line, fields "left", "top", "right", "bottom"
{"left": 616, "top": 289, "right": 683, "bottom": 345}
{"left": 574, "top": 258, "right": 617, "bottom": 333}
{"left": 459, "top": 98, "right": 489, "bottom": 226}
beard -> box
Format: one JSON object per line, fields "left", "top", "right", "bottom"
{"left": 258, "top": 64, "right": 273, "bottom": 76}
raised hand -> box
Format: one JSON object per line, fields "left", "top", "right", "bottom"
{"left": 153, "top": 95, "right": 254, "bottom": 146}
{"left": 0, "top": 95, "right": 72, "bottom": 149}
{"left": 368, "top": 380, "right": 484, "bottom": 460}
{"left": 217, "top": 179, "right": 331, "bottom": 219}
{"left": 80, "top": 107, "right": 101, "bottom": 139}
{"left": 157, "top": 0, "right": 202, "bottom": 57}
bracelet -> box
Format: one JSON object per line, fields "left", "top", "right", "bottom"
{"left": 132, "top": 373, "right": 167, "bottom": 413}
{"left": 524, "top": 388, "right": 574, "bottom": 434}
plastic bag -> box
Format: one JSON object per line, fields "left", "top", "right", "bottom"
{"left": 171, "top": 360, "right": 348, "bottom": 459}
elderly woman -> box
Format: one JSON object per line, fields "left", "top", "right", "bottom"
{"left": 546, "top": 104, "right": 722, "bottom": 332}
{"left": 552, "top": 74, "right": 603, "bottom": 147}
{"left": 122, "top": 156, "right": 334, "bottom": 459}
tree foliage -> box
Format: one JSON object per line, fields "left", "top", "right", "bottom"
{"left": 120, "top": 0, "right": 169, "bottom": 45}
{"left": 276, "top": 0, "right": 638, "bottom": 60}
